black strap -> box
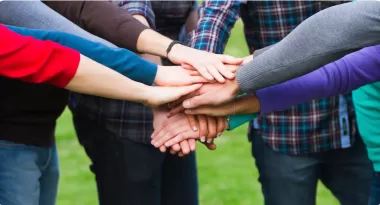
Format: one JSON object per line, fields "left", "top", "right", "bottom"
{"left": 166, "top": 41, "right": 182, "bottom": 57}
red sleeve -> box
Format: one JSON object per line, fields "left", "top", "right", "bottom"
{"left": 0, "top": 25, "right": 80, "bottom": 88}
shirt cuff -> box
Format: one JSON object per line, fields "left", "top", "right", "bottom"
{"left": 126, "top": 57, "right": 158, "bottom": 86}
{"left": 255, "top": 89, "right": 277, "bottom": 116}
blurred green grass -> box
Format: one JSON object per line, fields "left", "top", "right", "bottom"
{"left": 55, "top": 20, "right": 338, "bottom": 205}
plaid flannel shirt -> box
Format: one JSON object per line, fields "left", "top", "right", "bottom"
{"left": 69, "top": 1, "right": 196, "bottom": 144}
{"left": 190, "top": 0, "right": 356, "bottom": 155}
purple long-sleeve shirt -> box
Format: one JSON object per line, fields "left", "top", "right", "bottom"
{"left": 256, "top": 45, "right": 380, "bottom": 115}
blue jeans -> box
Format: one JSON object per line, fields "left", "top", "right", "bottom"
{"left": 252, "top": 134, "right": 372, "bottom": 205}
{"left": 368, "top": 173, "right": 380, "bottom": 205}
{"left": 0, "top": 140, "right": 59, "bottom": 205}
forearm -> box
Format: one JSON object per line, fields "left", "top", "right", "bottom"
{"left": 43, "top": 1, "right": 149, "bottom": 52}
{"left": 236, "top": 1, "right": 380, "bottom": 93}
{"left": 66, "top": 54, "right": 149, "bottom": 104}
{"left": 7, "top": 25, "right": 157, "bottom": 85}
{"left": 132, "top": 14, "right": 162, "bottom": 64}
{"left": 256, "top": 45, "right": 380, "bottom": 114}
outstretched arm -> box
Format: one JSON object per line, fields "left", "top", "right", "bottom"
{"left": 236, "top": 1, "right": 380, "bottom": 93}
{"left": 0, "top": 24, "right": 201, "bottom": 107}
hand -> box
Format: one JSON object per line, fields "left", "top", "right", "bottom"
{"left": 154, "top": 66, "right": 209, "bottom": 86}
{"left": 144, "top": 84, "right": 201, "bottom": 107}
{"left": 182, "top": 79, "right": 241, "bottom": 108}
{"left": 168, "top": 44, "right": 243, "bottom": 83}
{"left": 153, "top": 108, "right": 196, "bottom": 156}
{"left": 166, "top": 79, "right": 241, "bottom": 114}
{"left": 166, "top": 115, "right": 224, "bottom": 156}
{"left": 152, "top": 114, "right": 226, "bottom": 149}
{"left": 182, "top": 95, "right": 261, "bottom": 117}
{"left": 151, "top": 112, "right": 199, "bottom": 148}
{"left": 188, "top": 64, "right": 240, "bottom": 76}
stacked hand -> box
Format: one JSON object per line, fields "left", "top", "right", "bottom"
{"left": 149, "top": 50, "right": 257, "bottom": 156}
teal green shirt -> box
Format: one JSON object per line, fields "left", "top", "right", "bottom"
{"left": 353, "top": 82, "right": 380, "bottom": 171}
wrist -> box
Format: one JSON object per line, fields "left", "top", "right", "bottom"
{"left": 137, "top": 29, "right": 172, "bottom": 56}
{"left": 231, "top": 78, "right": 242, "bottom": 96}
{"left": 235, "top": 95, "right": 261, "bottom": 114}
{"left": 167, "top": 43, "right": 187, "bottom": 60}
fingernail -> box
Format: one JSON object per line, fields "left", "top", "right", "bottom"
{"left": 185, "top": 110, "right": 191, "bottom": 114}
{"left": 193, "top": 126, "right": 198, "bottom": 131}
{"left": 207, "top": 138, "right": 212, "bottom": 144}
{"left": 184, "top": 100, "right": 190, "bottom": 108}
{"left": 200, "top": 136, "right": 206, "bottom": 142}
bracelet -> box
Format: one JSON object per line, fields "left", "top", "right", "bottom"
{"left": 226, "top": 117, "right": 231, "bottom": 130}
{"left": 166, "top": 41, "right": 182, "bottom": 58}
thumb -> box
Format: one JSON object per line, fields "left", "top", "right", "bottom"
{"left": 177, "top": 84, "right": 202, "bottom": 97}
{"left": 181, "top": 63, "right": 196, "bottom": 70}
{"left": 190, "top": 76, "right": 209, "bottom": 84}
{"left": 182, "top": 94, "right": 211, "bottom": 109}
{"left": 219, "top": 55, "right": 243, "bottom": 65}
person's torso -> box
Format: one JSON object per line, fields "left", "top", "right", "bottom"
{"left": 151, "top": 1, "right": 195, "bottom": 36}
{"left": 240, "top": 1, "right": 356, "bottom": 154}
{"left": 70, "top": 1, "right": 196, "bottom": 144}
{"left": 0, "top": 77, "right": 67, "bottom": 147}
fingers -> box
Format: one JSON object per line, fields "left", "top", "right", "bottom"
{"left": 168, "top": 139, "right": 196, "bottom": 157}
{"left": 184, "top": 106, "right": 213, "bottom": 116}
{"left": 190, "top": 71, "right": 200, "bottom": 76}
{"left": 189, "top": 75, "right": 209, "bottom": 84}
{"left": 177, "top": 84, "right": 202, "bottom": 98}
{"left": 225, "top": 64, "right": 240, "bottom": 73}
{"left": 196, "top": 115, "right": 208, "bottom": 143}
{"left": 205, "top": 63, "right": 226, "bottom": 83}
{"left": 179, "top": 140, "right": 191, "bottom": 155}
{"left": 194, "top": 64, "right": 214, "bottom": 81}
{"left": 159, "top": 145, "right": 167, "bottom": 153}
{"left": 178, "top": 139, "right": 196, "bottom": 157}
{"left": 170, "top": 144, "right": 181, "bottom": 154}
{"left": 206, "top": 116, "right": 217, "bottom": 144}
{"left": 151, "top": 121, "right": 188, "bottom": 147}
{"left": 200, "top": 139, "right": 217, "bottom": 150}
{"left": 183, "top": 95, "right": 211, "bottom": 109}
{"left": 213, "top": 60, "right": 235, "bottom": 80}
{"left": 164, "top": 130, "right": 197, "bottom": 147}
{"left": 216, "top": 117, "right": 225, "bottom": 137}
{"left": 218, "top": 54, "right": 244, "bottom": 65}
{"left": 167, "top": 105, "right": 185, "bottom": 118}
{"left": 168, "top": 92, "right": 197, "bottom": 109}
{"left": 206, "top": 141, "right": 217, "bottom": 150}
{"left": 186, "top": 115, "right": 198, "bottom": 131}
{"left": 181, "top": 63, "right": 196, "bottom": 70}
{"left": 188, "top": 139, "right": 196, "bottom": 152}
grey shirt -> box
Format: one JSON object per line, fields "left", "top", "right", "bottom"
{"left": 237, "top": 1, "right": 380, "bottom": 93}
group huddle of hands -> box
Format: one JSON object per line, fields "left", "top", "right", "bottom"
{"left": 147, "top": 46, "right": 256, "bottom": 157}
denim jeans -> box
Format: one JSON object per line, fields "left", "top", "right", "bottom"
{"left": 252, "top": 134, "right": 372, "bottom": 205}
{"left": 73, "top": 116, "right": 199, "bottom": 205}
{"left": 0, "top": 140, "right": 59, "bottom": 205}
{"left": 368, "top": 173, "right": 380, "bottom": 205}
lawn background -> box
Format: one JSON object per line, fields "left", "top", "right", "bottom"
{"left": 55, "top": 20, "right": 339, "bottom": 205}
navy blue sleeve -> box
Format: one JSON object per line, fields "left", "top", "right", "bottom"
{"left": 6, "top": 25, "right": 157, "bottom": 85}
